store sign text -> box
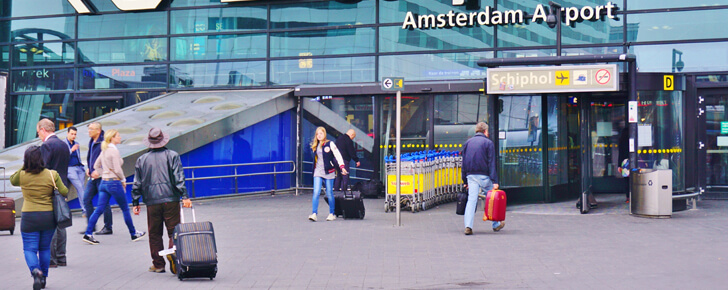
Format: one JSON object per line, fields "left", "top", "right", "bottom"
{"left": 402, "top": 2, "right": 617, "bottom": 29}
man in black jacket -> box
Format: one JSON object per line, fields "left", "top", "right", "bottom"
{"left": 132, "top": 128, "right": 192, "bottom": 274}
{"left": 83, "top": 122, "right": 113, "bottom": 235}
{"left": 37, "top": 119, "right": 70, "bottom": 267}
{"left": 334, "top": 129, "right": 360, "bottom": 191}
{"left": 461, "top": 122, "right": 504, "bottom": 235}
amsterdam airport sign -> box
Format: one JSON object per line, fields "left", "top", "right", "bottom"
{"left": 68, "top": 0, "right": 617, "bottom": 31}
{"left": 486, "top": 64, "right": 618, "bottom": 95}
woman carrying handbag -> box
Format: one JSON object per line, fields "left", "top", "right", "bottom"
{"left": 10, "top": 146, "right": 68, "bottom": 290}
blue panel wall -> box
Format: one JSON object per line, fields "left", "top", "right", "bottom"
{"left": 71, "top": 109, "right": 295, "bottom": 210}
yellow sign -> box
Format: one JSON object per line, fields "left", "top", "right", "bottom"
{"left": 555, "top": 71, "right": 570, "bottom": 85}
{"left": 664, "top": 75, "right": 674, "bottom": 91}
{"left": 299, "top": 52, "right": 313, "bottom": 69}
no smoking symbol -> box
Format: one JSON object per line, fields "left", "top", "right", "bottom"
{"left": 595, "top": 69, "right": 611, "bottom": 84}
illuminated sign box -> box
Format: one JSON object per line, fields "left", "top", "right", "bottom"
{"left": 486, "top": 64, "right": 618, "bottom": 94}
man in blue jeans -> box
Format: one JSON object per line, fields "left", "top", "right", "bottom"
{"left": 461, "top": 122, "right": 505, "bottom": 235}
{"left": 65, "top": 127, "right": 87, "bottom": 217}
{"left": 81, "top": 122, "right": 113, "bottom": 235}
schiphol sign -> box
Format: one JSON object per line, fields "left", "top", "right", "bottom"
{"left": 486, "top": 64, "right": 619, "bottom": 94}
{"left": 403, "top": 1, "right": 617, "bottom": 29}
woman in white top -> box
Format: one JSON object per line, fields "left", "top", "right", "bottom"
{"left": 309, "top": 127, "right": 347, "bottom": 222}
{"left": 82, "top": 129, "right": 145, "bottom": 245}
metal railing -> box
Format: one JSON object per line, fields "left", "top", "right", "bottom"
{"left": 301, "top": 161, "right": 375, "bottom": 182}
{"left": 184, "top": 161, "right": 296, "bottom": 197}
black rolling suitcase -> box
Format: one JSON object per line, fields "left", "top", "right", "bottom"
{"left": 174, "top": 206, "right": 218, "bottom": 280}
{"left": 324, "top": 190, "right": 345, "bottom": 217}
{"left": 338, "top": 189, "right": 365, "bottom": 219}
{"left": 0, "top": 167, "right": 16, "bottom": 235}
{"left": 455, "top": 192, "right": 468, "bottom": 215}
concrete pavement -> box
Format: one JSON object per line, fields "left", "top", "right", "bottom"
{"left": 1, "top": 193, "right": 726, "bottom": 289}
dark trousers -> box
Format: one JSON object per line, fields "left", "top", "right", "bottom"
{"left": 49, "top": 227, "right": 66, "bottom": 264}
{"left": 334, "top": 162, "right": 351, "bottom": 191}
{"left": 146, "top": 202, "right": 181, "bottom": 269}
{"left": 83, "top": 178, "right": 113, "bottom": 229}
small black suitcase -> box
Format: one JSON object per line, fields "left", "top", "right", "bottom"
{"left": 324, "top": 191, "right": 345, "bottom": 217}
{"left": 174, "top": 206, "right": 217, "bottom": 280}
{"left": 456, "top": 192, "right": 468, "bottom": 215}
{"left": 338, "top": 189, "right": 365, "bottom": 219}
{"left": 0, "top": 167, "right": 15, "bottom": 235}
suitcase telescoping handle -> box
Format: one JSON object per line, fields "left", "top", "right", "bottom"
{"left": 180, "top": 204, "right": 196, "bottom": 223}
{"left": 1, "top": 167, "right": 4, "bottom": 198}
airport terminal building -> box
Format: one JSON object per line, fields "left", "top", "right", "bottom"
{"left": 2, "top": 0, "right": 728, "bottom": 206}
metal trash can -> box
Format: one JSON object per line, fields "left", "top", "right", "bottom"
{"left": 630, "top": 169, "right": 672, "bottom": 218}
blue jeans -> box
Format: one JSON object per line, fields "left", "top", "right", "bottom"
{"left": 311, "top": 176, "right": 335, "bottom": 214}
{"left": 83, "top": 178, "right": 113, "bottom": 229}
{"left": 67, "top": 166, "right": 87, "bottom": 216}
{"left": 465, "top": 174, "right": 501, "bottom": 230}
{"left": 21, "top": 229, "right": 55, "bottom": 277}
{"left": 86, "top": 180, "right": 136, "bottom": 236}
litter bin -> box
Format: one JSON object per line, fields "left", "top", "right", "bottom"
{"left": 630, "top": 169, "right": 672, "bottom": 218}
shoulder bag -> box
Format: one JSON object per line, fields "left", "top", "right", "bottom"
{"left": 50, "top": 170, "right": 72, "bottom": 229}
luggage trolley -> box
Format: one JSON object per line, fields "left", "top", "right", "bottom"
{"left": 385, "top": 157, "right": 417, "bottom": 213}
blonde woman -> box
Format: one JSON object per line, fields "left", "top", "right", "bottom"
{"left": 82, "top": 129, "right": 145, "bottom": 245}
{"left": 309, "top": 127, "right": 347, "bottom": 221}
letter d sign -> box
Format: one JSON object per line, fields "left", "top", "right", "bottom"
{"left": 664, "top": 75, "right": 674, "bottom": 91}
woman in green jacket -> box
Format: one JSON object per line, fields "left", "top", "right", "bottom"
{"left": 11, "top": 146, "right": 68, "bottom": 290}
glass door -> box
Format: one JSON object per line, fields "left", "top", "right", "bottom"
{"left": 703, "top": 90, "right": 728, "bottom": 197}
{"left": 73, "top": 98, "right": 122, "bottom": 124}
{"left": 588, "top": 97, "right": 628, "bottom": 194}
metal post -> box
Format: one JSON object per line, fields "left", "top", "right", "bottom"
{"left": 234, "top": 166, "right": 238, "bottom": 194}
{"left": 396, "top": 90, "right": 402, "bottom": 226}
{"left": 555, "top": 7, "right": 561, "bottom": 57}
{"left": 191, "top": 170, "right": 196, "bottom": 198}
{"left": 273, "top": 165, "right": 277, "bottom": 195}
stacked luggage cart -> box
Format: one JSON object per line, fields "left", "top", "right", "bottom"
{"left": 384, "top": 151, "right": 464, "bottom": 213}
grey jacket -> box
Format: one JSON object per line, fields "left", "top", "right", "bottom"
{"left": 131, "top": 148, "right": 188, "bottom": 206}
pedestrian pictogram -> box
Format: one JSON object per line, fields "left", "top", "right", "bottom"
{"left": 595, "top": 69, "right": 611, "bottom": 84}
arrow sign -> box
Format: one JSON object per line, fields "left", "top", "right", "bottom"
{"left": 382, "top": 77, "right": 404, "bottom": 91}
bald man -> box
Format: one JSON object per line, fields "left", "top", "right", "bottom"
{"left": 334, "top": 129, "right": 360, "bottom": 191}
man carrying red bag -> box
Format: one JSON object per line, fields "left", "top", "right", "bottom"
{"left": 461, "top": 122, "right": 505, "bottom": 235}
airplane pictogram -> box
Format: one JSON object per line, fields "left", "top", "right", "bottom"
{"left": 556, "top": 73, "right": 569, "bottom": 84}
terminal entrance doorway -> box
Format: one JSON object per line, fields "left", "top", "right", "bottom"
{"left": 498, "top": 93, "right": 628, "bottom": 204}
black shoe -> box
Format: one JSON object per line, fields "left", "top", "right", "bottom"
{"left": 95, "top": 227, "right": 113, "bottom": 235}
{"left": 82, "top": 235, "right": 100, "bottom": 245}
{"left": 131, "top": 231, "right": 146, "bottom": 242}
{"left": 40, "top": 276, "right": 46, "bottom": 289}
{"left": 464, "top": 227, "right": 473, "bottom": 235}
{"left": 57, "top": 262, "right": 67, "bottom": 267}
{"left": 32, "top": 269, "right": 42, "bottom": 290}
{"left": 48, "top": 262, "right": 57, "bottom": 268}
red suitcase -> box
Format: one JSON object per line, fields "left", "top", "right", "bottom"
{"left": 0, "top": 167, "right": 16, "bottom": 235}
{"left": 483, "top": 189, "right": 506, "bottom": 222}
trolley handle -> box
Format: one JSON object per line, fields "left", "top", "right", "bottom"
{"left": 180, "top": 204, "right": 196, "bottom": 223}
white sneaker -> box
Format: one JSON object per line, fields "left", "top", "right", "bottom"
{"left": 308, "top": 213, "right": 317, "bottom": 222}
{"left": 326, "top": 214, "right": 336, "bottom": 221}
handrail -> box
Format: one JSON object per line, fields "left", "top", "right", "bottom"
{"left": 300, "top": 161, "right": 374, "bottom": 182}
{"left": 184, "top": 161, "right": 296, "bottom": 198}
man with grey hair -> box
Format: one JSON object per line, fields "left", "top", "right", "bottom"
{"left": 461, "top": 122, "right": 504, "bottom": 235}
{"left": 82, "top": 122, "right": 113, "bottom": 235}
{"left": 334, "top": 129, "right": 360, "bottom": 191}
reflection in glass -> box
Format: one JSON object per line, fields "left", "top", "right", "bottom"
{"left": 7, "top": 0, "right": 74, "bottom": 18}
{"left": 379, "top": 26, "right": 493, "bottom": 53}
{"left": 12, "top": 93, "right": 74, "bottom": 143}
{"left": 79, "top": 65, "right": 168, "bottom": 90}
{"left": 79, "top": 38, "right": 168, "bottom": 64}
{"left": 0, "top": 45, "right": 8, "bottom": 68}
{"left": 379, "top": 0, "right": 495, "bottom": 24}
{"left": 637, "top": 91, "right": 684, "bottom": 191}
{"left": 271, "top": 28, "right": 375, "bottom": 57}
{"left": 631, "top": 42, "right": 728, "bottom": 72}
{"left": 270, "top": 56, "right": 374, "bottom": 85}
{"left": 434, "top": 94, "right": 489, "bottom": 151}
{"left": 628, "top": 10, "right": 728, "bottom": 43}
{"left": 170, "top": 61, "right": 266, "bottom": 88}
{"left": 12, "top": 67, "right": 74, "bottom": 92}
{"left": 381, "top": 95, "right": 429, "bottom": 157}
{"left": 271, "top": 1, "right": 374, "bottom": 29}
{"left": 79, "top": 12, "right": 167, "bottom": 39}
{"left": 171, "top": 6, "right": 267, "bottom": 34}
{"left": 499, "top": 95, "right": 542, "bottom": 188}
{"left": 13, "top": 42, "right": 75, "bottom": 67}
{"left": 628, "top": 0, "right": 728, "bottom": 10}
{"left": 7, "top": 17, "right": 75, "bottom": 42}
{"left": 171, "top": 34, "right": 266, "bottom": 61}
{"left": 379, "top": 52, "right": 491, "bottom": 81}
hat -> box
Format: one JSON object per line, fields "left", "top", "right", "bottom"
{"left": 143, "top": 127, "right": 169, "bottom": 149}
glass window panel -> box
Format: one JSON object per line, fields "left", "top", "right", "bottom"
{"left": 270, "top": 28, "right": 375, "bottom": 57}
{"left": 628, "top": 0, "right": 728, "bottom": 10}
{"left": 1, "top": 45, "right": 8, "bottom": 68}
{"left": 79, "top": 38, "right": 168, "bottom": 64}
{"left": 380, "top": 0, "right": 495, "bottom": 24}
{"left": 380, "top": 25, "right": 493, "bottom": 53}
{"left": 271, "top": 1, "right": 374, "bottom": 29}
{"left": 171, "top": 34, "right": 267, "bottom": 61}
{"left": 498, "top": 95, "right": 542, "bottom": 187}
{"left": 631, "top": 42, "right": 728, "bottom": 72}
{"left": 636, "top": 91, "right": 684, "bottom": 191}
{"left": 381, "top": 94, "right": 430, "bottom": 156}
{"left": 7, "top": 0, "right": 74, "bottom": 18}
{"left": 85, "top": 0, "right": 129, "bottom": 12}
{"left": 379, "top": 52, "right": 492, "bottom": 81}
{"left": 545, "top": 95, "right": 572, "bottom": 187}
{"left": 498, "top": 21, "right": 555, "bottom": 48}
{"left": 11, "top": 67, "right": 74, "bottom": 92}
{"left": 497, "top": 49, "right": 555, "bottom": 58}
{"left": 79, "top": 65, "right": 168, "bottom": 90}
{"left": 705, "top": 94, "right": 728, "bottom": 186}
{"left": 11, "top": 93, "right": 75, "bottom": 144}
{"left": 79, "top": 12, "right": 167, "bottom": 39}
{"left": 171, "top": 6, "right": 267, "bottom": 34}
{"left": 169, "top": 61, "right": 266, "bottom": 88}
{"left": 627, "top": 9, "right": 728, "bottom": 42}
{"left": 270, "top": 56, "right": 374, "bottom": 85}
{"left": 171, "top": 0, "right": 223, "bottom": 7}
{"left": 563, "top": 46, "right": 623, "bottom": 55}
{"left": 7, "top": 17, "right": 76, "bottom": 42}
{"left": 13, "top": 42, "right": 75, "bottom": 66}
{"left": 434, "top": 94, "right": 490, "bottom": 152}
